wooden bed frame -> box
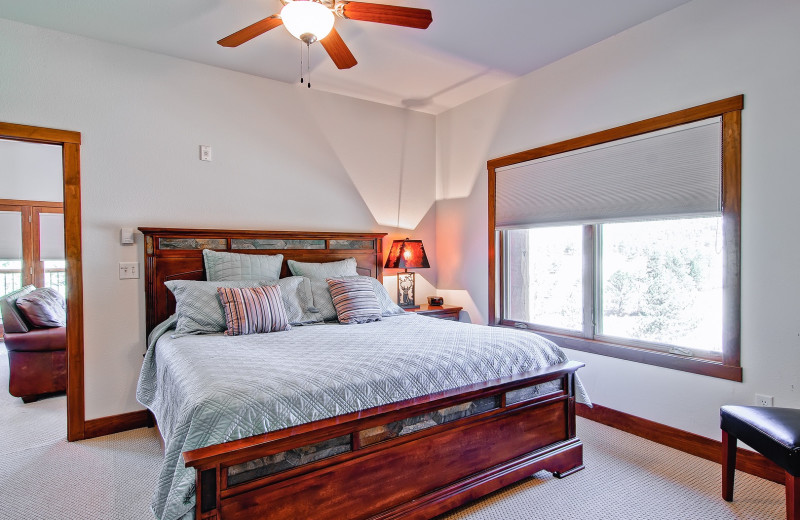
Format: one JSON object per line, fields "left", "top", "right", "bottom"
{"left": 139, "top": 227, "right": 585, "bottom": 520}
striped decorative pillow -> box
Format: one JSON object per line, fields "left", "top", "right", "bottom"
{"left": 326, "top": 278, "right": 382, "bottom": 325}
{"left": 217, "top": 285, "right": 291, "bottom": 336}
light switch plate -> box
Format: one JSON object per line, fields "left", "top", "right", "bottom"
{"left": 119, "top": 262, "right": 139, "bottom": 279}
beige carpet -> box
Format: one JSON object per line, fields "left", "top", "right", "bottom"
{"left": 0, "top": 346, "right": 785, "bottom": 519}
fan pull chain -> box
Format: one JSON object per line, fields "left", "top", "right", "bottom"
{"left": 300, "top": 41, "right": 304, "bottom": 85}
{"left": 307, "top": 43, "right": 311, "bottom": 89}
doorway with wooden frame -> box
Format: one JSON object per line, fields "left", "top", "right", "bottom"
{"left": 0, "top": 122, "right": 84, "bottom": 441}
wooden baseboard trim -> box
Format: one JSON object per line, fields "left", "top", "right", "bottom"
{"left": 576, "top": 403, "right": 785, "bottom": 485}
{"left": 83, "top": 409, "right": 153, "bottom": 439}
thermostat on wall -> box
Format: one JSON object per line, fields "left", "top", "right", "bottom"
{"left": 120, "top": 228, "right": 134, "bottom": 245}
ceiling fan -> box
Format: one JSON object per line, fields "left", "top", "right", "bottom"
{"left": 217, "top": 0, "right": 433, "bottom": 70}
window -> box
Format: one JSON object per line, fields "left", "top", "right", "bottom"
{"left": 0, "top": 202, "right": 65, "bottom": 329}
{"left": 598, "top": 218, "right": 722, "bottom": 353}
{"left": 489, "top": 96, "right": 743, "bottom": 381}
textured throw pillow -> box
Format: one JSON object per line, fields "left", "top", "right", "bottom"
{"left": 326, "top": 278, "right": 382, "bottom": 324}
{"left": 339, "top": 276, "right": 405, "bottom": 316}
{"left": 217, "top": 285, "right": 291, "bottom": 336}
{"left": 203, "top": 249, "right": 283, "bottom": 282}
{"left": 165, "top": 280, "right": 262, "bottom": 335}
{"left": 15, "top": 287, "right": 66, "bottom": 328}
{"left": 263, "top": 276, "right": 322, "bottom": 325}
{"left": 0, "top": 285, "right": 36, "bottom": 333}
{"left": 287, "top": 258, "right": 358, "bottom": 279}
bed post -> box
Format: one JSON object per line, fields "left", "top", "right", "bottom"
{"left": 197, "top": 465, "right": 220, "bottom": 520}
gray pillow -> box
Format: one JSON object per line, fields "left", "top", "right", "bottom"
{"left": 308, "top": 276, "right": 404, "bottom": 322}
{"left": 341, "top": 276, "right": 405, "bottom": 316}
{"left": 307, "top": 279, "right": 339, "bottom": 321}
{"left": 287, "top": 258, "right": 358, "bottom": 279}
{"left": 203, "top": 249, "right": 283, "bottom": 282}
{"left": 0, "top": 285, "right": 37, "bottom": 332}
{"left": 327, "top": 278, "right": 382, "bottom": 324}
{"left": 261, "top": 276, "right": 322, "bottom": 325}
{"left": 15, "top": 287, "right": 66, "bottom": 328}
{"left": 166, "top": 280, "right": 262, "bottom": 335}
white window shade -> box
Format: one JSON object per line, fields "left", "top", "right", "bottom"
{"left": 39, "top": 212, "right": 65, "bottom": 260}
{"left": 0, "top": 212, "right": 22, "bottom": 259}
{"left": 495, "top": 117, "right": 722, "bottom": 229}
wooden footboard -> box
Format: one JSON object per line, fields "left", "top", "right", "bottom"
{"left": 183, "top": 361, "right": 585, "bottom": 520}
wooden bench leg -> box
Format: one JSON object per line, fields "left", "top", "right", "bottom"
{"left": 722, "top": 430, "right": 736, "bottom": 501}
{"left": 788, "top": 472, "right": 799, "bottom": 520}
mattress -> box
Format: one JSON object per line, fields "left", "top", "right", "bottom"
{"left": 137, "top": 313, "right": 588, "bottom": 520}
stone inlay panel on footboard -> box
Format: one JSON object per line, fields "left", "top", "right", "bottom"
{"left": 226, "top": 434, "right": 352, "bottom": 486}
{"left": 358, "top": 395, "right": 501, "bottom": 447}
{"left": 505, "top": 380, "right": 563, "bottom": 405}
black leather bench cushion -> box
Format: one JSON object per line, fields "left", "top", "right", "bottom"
{"left": 721, "top": 405, "right": 800, "bottom": 476}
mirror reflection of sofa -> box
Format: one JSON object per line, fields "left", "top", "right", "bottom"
{"left": 1, "top": 285, "right": 67, "bottom": 403}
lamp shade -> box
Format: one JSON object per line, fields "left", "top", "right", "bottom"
{"left": 281, "top": 0, "right": 335, "bottom": 43}
{"left": 384, "top": 238, "right": 430, "bottom": 270}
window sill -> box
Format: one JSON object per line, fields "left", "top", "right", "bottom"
{"left": 499, "top": 324, "right": 742, "bottom": 382}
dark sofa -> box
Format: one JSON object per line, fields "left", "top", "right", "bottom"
{"left": 1, "top": 285, "right": 67, "bottom": 402}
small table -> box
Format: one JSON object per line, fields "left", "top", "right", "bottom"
{"left": 404, "top": 304, "right": 462, "bottom": 321}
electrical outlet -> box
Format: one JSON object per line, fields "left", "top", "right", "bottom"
{"left": 755, "top": 394, "right": 773, "bottom": 407}
{"left": 119, "top": 262, "right": 140, "bottom": 279}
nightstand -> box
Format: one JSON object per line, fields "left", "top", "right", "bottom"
{"left": 404, "top": 304, "right": 462, "bottom": 321}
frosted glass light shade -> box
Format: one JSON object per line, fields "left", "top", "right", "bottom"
{"left": 281, "top": 1, "right": 335, "bottom": 43}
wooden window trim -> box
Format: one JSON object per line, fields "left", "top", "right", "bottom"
{"left": 0, "top": 201, "right": 64, "bottom": 288}
{"left": 488, "top": 95, "right": 743, "bottom": 381}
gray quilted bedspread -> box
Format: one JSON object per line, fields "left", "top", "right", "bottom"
{"left": 137, "top": 313, "right": 589, "bottom": 520}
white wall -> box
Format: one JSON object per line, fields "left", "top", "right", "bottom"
{"left": 0, "top": 18, "right": 436, "bottom": 419}
{"left": 435, "top": 0, "right": 800, "bottom": 440}
{"left": 0, "top": 138, "right": 63, "bottom": 202}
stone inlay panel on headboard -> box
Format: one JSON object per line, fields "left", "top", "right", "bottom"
{"left": 231, "top": 239, "right": 325, "bottom": 250}
{"left": 329, "top": 240, "right": 375, "bottom": 250}
{"left": 159, "top": 238, "right": 227, "bottom": 250}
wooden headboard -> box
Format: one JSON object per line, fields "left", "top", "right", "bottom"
{"left": 138, "top": 227, "right": 387, "bottom": 334}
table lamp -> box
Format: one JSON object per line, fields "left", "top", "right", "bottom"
{"left": 384, "top": 237, "right": 429, "bottom": 309}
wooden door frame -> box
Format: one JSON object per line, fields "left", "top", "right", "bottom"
{"left": 0, "top": 122, "right": 85, "bottom": 441}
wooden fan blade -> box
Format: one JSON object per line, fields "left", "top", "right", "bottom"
{"left": 218, "top": 15, "right": 283, "bottom": 47}
{"left": 340, "top": 2, "right": 432, "bottom": 29}
{"left": 320, "top": 28, "right": 357, "bottom": 69}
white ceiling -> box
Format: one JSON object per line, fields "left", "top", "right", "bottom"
{"left": 0, "top": 0, "right": 690, "bottom": 114}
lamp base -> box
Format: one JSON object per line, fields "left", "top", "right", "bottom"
{"left": 397, "top": 272, "right": 417, "bottom": 309}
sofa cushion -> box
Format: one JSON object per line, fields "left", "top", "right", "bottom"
{"left": 3, "top": 327, "right": 67, "bottom": 353}
{"left": 1, "top": 285, "right": 36, "bottom": 333}
{"left": 16, "top": 287, "right": 66, "bottom": 328}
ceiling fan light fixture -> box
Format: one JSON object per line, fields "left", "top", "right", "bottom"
{"left": 281, "top": 0, "right": 335, "bottom": 44}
